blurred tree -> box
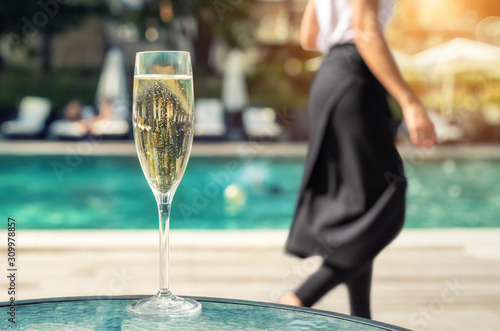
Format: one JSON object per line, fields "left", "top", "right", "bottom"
{"left": 170, "top": 0, "right": 255, "bottom": 64}
{"left": 0, "top": 0, "right": 107, "bottom": 73}
{"left": 117, "top": 0, "right": 254, "bottom": 68}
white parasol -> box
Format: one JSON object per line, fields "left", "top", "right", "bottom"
{"left": 95, "top": 47, "right": 130, "bottom": 120}
{"left": 412, "top": 38, "right": 500, "bottom": 117}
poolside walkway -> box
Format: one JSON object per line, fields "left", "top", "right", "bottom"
{"left": 2, "top": 140, "right": 500, "bottom": 160}
{"left": 1, "top": 228, "right": 499, "bottom": 330}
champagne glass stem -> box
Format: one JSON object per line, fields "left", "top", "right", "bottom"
{"left": 156, "top": 192, "right": 173, "bottom": 294}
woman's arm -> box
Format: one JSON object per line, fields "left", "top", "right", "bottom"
{"left": 350, "top": 0, "right": 436, "bottom": 148}
{"left": 300, "top": 0, "right": 319, "bottom": 51}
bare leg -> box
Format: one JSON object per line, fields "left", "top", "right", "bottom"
{"left": 278, "top": 292, "right": 305, "bottom": 306}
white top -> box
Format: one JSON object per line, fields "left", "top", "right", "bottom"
{"left": 315, "top": 0, "right": 396, "bottom": 53}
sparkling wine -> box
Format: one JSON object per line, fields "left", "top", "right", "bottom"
{"left": 133, "top": 75, "right": 194, "bottom": 194}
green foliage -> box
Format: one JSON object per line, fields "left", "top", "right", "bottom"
{"left": 0, "top": 64, "right": 101, "bottom": 112}
{"left": 172, "top": 0, "right": 255, "bottom": 48}
{"left": 0, "top": 0, "right": 107, "bottom": 39}
{"left": 0, "top": 1, "right": 108, "bottom": 74}
{"left": 247, "top": 60, "right": 312, "bottom": 109}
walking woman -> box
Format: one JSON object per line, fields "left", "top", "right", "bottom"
{"left": 279, "top": 0, "right": 436, "bottom": 319}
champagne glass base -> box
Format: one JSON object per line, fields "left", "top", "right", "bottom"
{"left": 127, "top": 290, "right": 202, "bottom": 318}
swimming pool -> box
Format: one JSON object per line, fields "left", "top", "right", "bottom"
{"left": 1, "top": 154, "right": 499, "bottom": 229}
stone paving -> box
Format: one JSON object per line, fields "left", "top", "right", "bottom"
{"left": 1, "top": 229, "right": 499, "bottom": 330}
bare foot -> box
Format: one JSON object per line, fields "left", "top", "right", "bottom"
{"left": 278, "top": 293, "right": 305, "bottom": 307}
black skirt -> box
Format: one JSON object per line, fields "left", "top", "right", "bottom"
{"left": 285, "top": 44, "right": 407, "bottom": 269}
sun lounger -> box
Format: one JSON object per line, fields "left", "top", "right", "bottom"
{"left": 90, "top": 119, "right": 130, "bottom": 137}
{"left": 90, "top": 99, "right": 130, "bottom": 139}
{"left": 242, "top": 107, "right": 282, "bottom": 140}
{"left": 1, "top": 96, "right": 52, "bottom": 138}
{"left": 194, "top": 98, "right": 226, "bottom": 140}
{"left": 427, "top": 111, "right": 464, "bottom": 143}
{"left": 48, "top": 105, "right": 95, "bottom": 140}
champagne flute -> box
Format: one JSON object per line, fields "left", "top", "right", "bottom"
{"left": 127, "top": 51, "right": 201, "bottom": 317}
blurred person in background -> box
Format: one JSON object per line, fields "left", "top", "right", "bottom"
{"left": 280, "top": 0, "right": 436, "bottom": 319}
{"left": 64, "top": 100, "right": 95, "bottom": 131}
{"left": 64, "top": 100, "right": 83, "bottom": 122}
{"left": 95, "top": 97, "right": 114, "bottom": 122}
{"left": 48, "top": 100, "right": 95, "bottom": 139}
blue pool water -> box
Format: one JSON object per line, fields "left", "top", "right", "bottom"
{"left": 1, "top": 155, "right": 499, "bottom": 229}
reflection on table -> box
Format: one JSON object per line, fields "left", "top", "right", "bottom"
{"left": 0, "top": 296, "right": 410, "bottom": 330}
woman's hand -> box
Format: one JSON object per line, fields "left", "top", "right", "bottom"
{"left": 401, "top": 99, "right": 436, "bottom": 148}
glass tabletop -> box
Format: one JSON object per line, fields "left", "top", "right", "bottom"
{"left": 0, "top": 296, "right": 409, "bottom": 330}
